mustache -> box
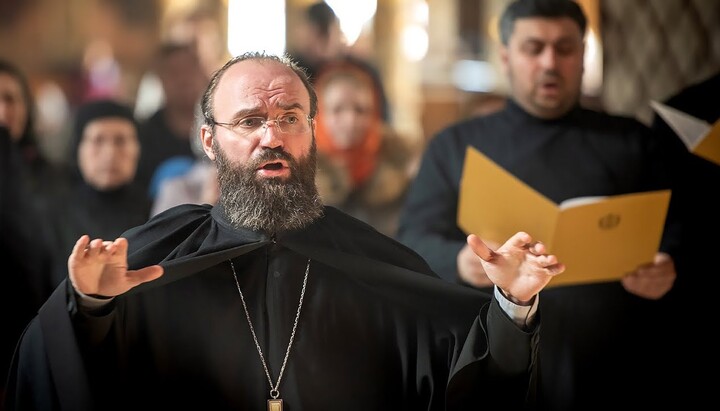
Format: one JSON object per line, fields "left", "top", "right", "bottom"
{"left": 249, "top": 147, "right": 296, "bottom": 168}
{"left": 538, "top": 70, "right": 562, "bottom": 81}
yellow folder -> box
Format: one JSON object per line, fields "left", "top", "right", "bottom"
{"left": 651, "top": 100, "right": 720, "bottom": 166}
{"left": 457, "top": 146, "right": 671, "bottom": 287}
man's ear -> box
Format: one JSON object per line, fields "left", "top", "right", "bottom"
{"left": 499, "top": 45, "right": 510, "bottom": 74}
{"left": 200, "top": 125, "right": 216, "bottom": 160}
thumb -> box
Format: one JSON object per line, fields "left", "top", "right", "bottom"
{"left": 654, "top": 252, "right": 670, "bottom": 264}
{"left": 128, "top": 265, "right": 164, "bottom": 287}
{"left": 467, "top": 234, "right": 493, "bottom": 261}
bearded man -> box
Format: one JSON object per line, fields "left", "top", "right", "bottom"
{"left": 4, "top": 52, "right": 564, "bottom": 411}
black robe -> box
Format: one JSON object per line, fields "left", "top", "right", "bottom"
{"left": 5, "top": 205, "right": 538, "bottom": 411}
{"left": 0, "top": 128, "right": 54, "bottom": 404}
{"left": 397, "top": 100, "right": 689, "bottom": 410}
{"left": 42, "top": 181, "right": 151, "bottom": 287}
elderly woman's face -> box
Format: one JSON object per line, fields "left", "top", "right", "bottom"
{"left": 78, "top": 117, "right": 140, "bottom": 190}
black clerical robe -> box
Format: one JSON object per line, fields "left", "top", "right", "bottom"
{"left": 1, "top": 128, "right": 54, "bottom": 402}
{"left": 43, "top": 182, "right": 151, "bottom": 287}
{"left": 6, "top": 205, "right": 537, "bottom": 411}
{"left": 397, "top": 100, "right": 686, "bottom": 410}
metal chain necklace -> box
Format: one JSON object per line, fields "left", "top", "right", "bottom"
{"left": 229, "top": 258, "right": 310, "bottom": 411}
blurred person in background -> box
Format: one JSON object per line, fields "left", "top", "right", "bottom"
{"left": 314, "top": 60, "right": 419, "bottom": 237}
{"left": 150, "top": 155, "right": 218, "bottom": 217}
{"left": 135, "top": 42, "right": 208, "bottom": 198}
{"left": 287, "top": 1, "right": 347, "bottom": 81}
{"left": 150, "top": 106, "right": 219, "bottom": 217}
{"left": 42, "top": 99, "right": 150, "bottom": 287}
{"left": 651, "top": 72, "right": 720, "bottom": 294}
{"left": 0, "top": 58, "right": 63, "bottom": 210}
{"left": 649, "top": 69, "right": 720, "bottom": 402}
{"left": 286, "top": 1, "right": 390, "bottom": 122}
{"left": 0, "top": 126, "right": 53, "bottom": 408}
{"left": 0, "top": 62, "right": 59, "bottom": 398}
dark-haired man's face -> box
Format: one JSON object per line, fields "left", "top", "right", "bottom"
{"left": 501, "top": 17, "right": 584, "bottom": 119}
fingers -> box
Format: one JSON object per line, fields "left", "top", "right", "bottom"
{"left": 71, "top": 236, "right": 129, "bottom": 263}
{"left": 543, "top": 262, "right": 566, "bottom": 276}
{"left": 621, "top": 272, "right": 674, "bottom": 300}
{"left": 84, "top": 239, "right": 110, "bottom": 256}
{"left": 467, "top": 234, "right": 493, "bottom": 261}
{"left": 528, "top": 241, "right": 547, "bottom": 255}
{"left": 72, "top": 235, "right": 91, "bottom": 256}
{"left": 507, "top": 231, "right": 533, "bottom": 249}
{"left": 504, "top": 231, "right": 550, "bottom": 256}
{"left": 507, "top": 231, "right": 550, "bottom": 255}
{"left": 533, "top": 254, "right": 557, "bottom": 267}
{"left": 88, "top": 237, "right": 127, "bottom": 252}
{"left": 517, "top": 234, "right": 565, "bottom": 275}
{"left": 634, "top": 252, "right": 675, "bottom": 278}
{"left": 469, "top": 231, "right": 564, "bottom": 276}
{"left": 469, "top": 232, "right": 546, "bottom": 260}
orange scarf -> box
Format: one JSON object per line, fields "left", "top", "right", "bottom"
{"left": 314, "top": 61, "right": 383, "bottom": 187}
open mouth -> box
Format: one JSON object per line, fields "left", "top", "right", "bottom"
{"left": 256, "top": 160, "right": 290, "bottom": 177}
{"left": 262, "top": 162, "right": 283, "bottom": 170}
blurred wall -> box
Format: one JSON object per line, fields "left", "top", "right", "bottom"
{"left": 1, "top": 0, "right": 717, "bottom": 156}
{"left": 601, "top": 0, "right": 720, "bottom": 123}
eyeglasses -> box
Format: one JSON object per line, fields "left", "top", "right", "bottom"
{"left": 211, "top": 113, "right": 312, "bottom": 137}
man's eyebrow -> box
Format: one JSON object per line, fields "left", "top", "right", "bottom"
{"left": 227, "top": 107, "right": 263, "bottom": 120}
{"left": 225, "top": 103, "right": 306, "bottom": 120}
{"left": 520, "top": 34, "right": 579, "bottom": 45}
{"left": 277, "top": 102, "right": 305, "bottom": 112}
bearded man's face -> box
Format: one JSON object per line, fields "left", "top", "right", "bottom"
{"left": 213, "top": 140, "right": 323, "bottom": 234}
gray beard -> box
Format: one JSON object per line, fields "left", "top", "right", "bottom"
{"left": 213, "top": 141, "right": 324, "bottom": 235}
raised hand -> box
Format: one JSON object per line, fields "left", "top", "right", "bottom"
{"left": 467, "top": 232, "right": 565, "bottom": 303}
{"left": 68, "top": 235, "right": 164, "bottom": 297}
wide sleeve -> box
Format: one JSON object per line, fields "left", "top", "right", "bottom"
{"left": 446, "top": 298, "right": 539, "bottom": 410}
{"left": 4, "top": 282, "right": 95, "bottom": 411}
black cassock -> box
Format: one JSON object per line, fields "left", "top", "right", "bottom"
{"left": 6, "top": 205, "right": 538, "bottom": 411}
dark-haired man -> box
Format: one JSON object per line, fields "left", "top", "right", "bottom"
{"left": 398, "top": 0, "right": 689, "bottom": 409}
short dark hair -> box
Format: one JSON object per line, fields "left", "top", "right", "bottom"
{"left": 498, "top": 0, "right": 587, "bottom": 46}
{"left": 201, "top": 52, "right": 318, "bottom": 127}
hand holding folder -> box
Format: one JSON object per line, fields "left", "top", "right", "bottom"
{"left": 457, "top": 146, "right": 671, "bottom": 287}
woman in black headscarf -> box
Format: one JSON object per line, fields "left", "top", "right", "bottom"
{"left": 43, "top": 99, "right": 151, "bottom": 286}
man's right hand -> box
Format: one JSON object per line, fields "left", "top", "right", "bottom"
{"left": 68, "top": 235, "right": 164, "bottom": 297}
